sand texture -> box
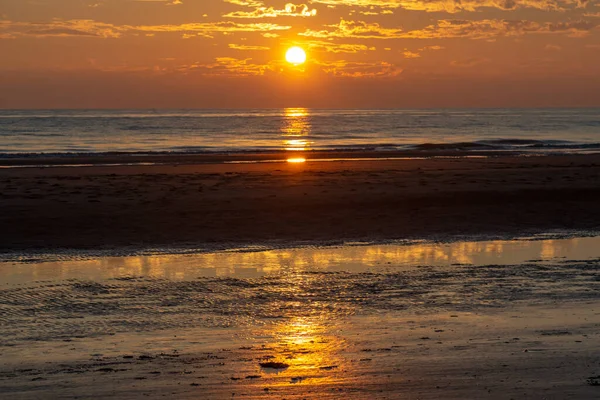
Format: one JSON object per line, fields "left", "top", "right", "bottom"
{"left": 2, "top": 255, "right": 600, "bottom": 399}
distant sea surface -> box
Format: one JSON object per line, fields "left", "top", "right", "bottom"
{"left": 1, "top": 108, "right": 599, "bottom": 157}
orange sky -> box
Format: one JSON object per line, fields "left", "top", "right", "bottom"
{"left": 1, "top": 0, "right": 600, "bottom": 108}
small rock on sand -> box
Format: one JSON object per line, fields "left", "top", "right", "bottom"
{"left": 259, "top": 362, "right": 289, "bottom": 370}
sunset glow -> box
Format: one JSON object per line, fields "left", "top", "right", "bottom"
{"left": 3, "top": 3, "right": 600, "bottom": 400}
{"left": 1, "top": 1, "right": 599, "bottom": 108}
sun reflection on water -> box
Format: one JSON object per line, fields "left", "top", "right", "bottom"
{"left": 282, "top": 108, "right": 312, "bottom": 152}
{"left": 255, "top": 316, "right": 346, "bottom": 386}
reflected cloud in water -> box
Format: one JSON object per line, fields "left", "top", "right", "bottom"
{"left": 2, "top": 236, "right": 600, "bottom": 285}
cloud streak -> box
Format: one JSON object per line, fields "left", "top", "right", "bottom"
{"left": 0, "top": 19, "right": 291, "bottom": 39}
{"left": 299, "top": 18, "right": 600, "bottom": 40}
{"left": 309, "top": 0, "right": 585, "bottom": 13}
{"left": 224, "top": 3, "right": 318, "bottom": 18}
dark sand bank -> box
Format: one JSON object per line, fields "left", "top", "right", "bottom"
{"left": 1, "top": 153, "right": 600, "bottom": 250}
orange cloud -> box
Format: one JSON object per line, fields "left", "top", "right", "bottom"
{"left": 402, "top": 19, "right": 600, "bottom": 39}
{"left": 0, "top": 19, "right": 291, "bottom": 39}
{"left": 299, "top": 18, "right": 600, "bottom": 40}
{"left": 305, "top": 40, "right": 375, "bottom": 52}
{"left": 309, "top": 0, "right": 581, "bottom": 12}
{"left": 402, "top": 50, "right": 421, "bottom": 58}
{"left": 0, "top": 19, "right": 122, "bottom": 38}
{"left": 315, "top": 59, "right": 403, "bottom": 77}
{"left": 228, "top": 43, "right": 271, "bottom": 50}
{"left": 224, "top": 3, "right": 318, "bottom": 18}
{"left": 299, "top": 19, "right": 403, "bottom": 39}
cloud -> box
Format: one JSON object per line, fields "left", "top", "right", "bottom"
{"left": 305, "top": 39, "right": 375, "bottom": 52}
{"left": 223, "top": 0, "right": 264, "bottom": 6}
{"left": 131, "top": 0, "right": 183, "bottom": 4}
{"left": 118, "top": 55, "right": 403, "bottom": 79}
{"left": 403, "top": 19, "right": 600, "bottom": 39}
{"left": 422, "top": 45, "right": 444, "bottom": 50}
{"left": 228, "top": 43, "right": 271, "bottom": 50}
{"left": 0, "top": 19, "right": 123, "bottom": 38}
{"left": 299, "top": 18, "right": 600, "bottom": 40}
{"left": 402, "top": 50, "right": 421, "bottom": 58}
{"left": 3, "top": 15, "right": 597, "bottom": 43}
{"left": 309, "top": 0, "right": 582, "bottom": 13}
{"left": 399, "top": 44, "right": 445, "bottom": 58}
{"left": 183, "top": 57, "right": 277, "bottom": 76}
{"left": 224, "top": 3, "right": 318, "bottom": 18}
{"left": 0, "top": 19, "right": 291, "bottom": 39}
{"left": 315, "top": 59, "right": 403, "bottom": 77}
{"left": 299, "top": 19, "right": 403, "bottom": 39}
{"left": 128, "top": 21, "right": 291, "bottom": 38}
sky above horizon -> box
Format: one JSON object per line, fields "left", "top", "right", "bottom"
{"left": 1, "top": 0, "right": 600, "bottom": 108}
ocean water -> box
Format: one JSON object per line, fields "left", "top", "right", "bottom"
{"left": 0, "top": 108, "right": 599, "bottom": 156}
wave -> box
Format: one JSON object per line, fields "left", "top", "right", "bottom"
{"left": 1, "top": 138, "right": 600, "bottom": 161}
{"left": 412, "top": 142, "right": 492, "bottom": 151}
{"left": 411, "top": 139, "right": 600, "bottom": 152}
{"left": 2, "top": 109, "right": 599, "bottom": 159}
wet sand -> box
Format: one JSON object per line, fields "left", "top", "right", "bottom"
{"left": 3, "top": 235, "right": 600, "bottom": 283}
{"left": 1, "top": 153, "right": 600, "bottom": 250}
{"left": 2, "top": 249, "right": 600, "bottom": 399}
{"left": 2, "top": 305, "right": 600, "bottom": 400}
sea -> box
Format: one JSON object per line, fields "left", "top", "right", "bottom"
{"left": 1, "top": 108, "right": 599, "bottom": 157}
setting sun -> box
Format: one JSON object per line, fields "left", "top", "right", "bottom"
{"left": 285, "top": 47, "right": 307, "bottom": 65}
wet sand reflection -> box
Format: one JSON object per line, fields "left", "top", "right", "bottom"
{"left": 251, "top": 316, "right": 347, "bottom": 387}
{"left": 2, "top": 236, "right": 599, "bottom": 285}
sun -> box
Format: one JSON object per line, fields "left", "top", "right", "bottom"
{"left": 286, "top": 47, "right": 307, "bottom": 65}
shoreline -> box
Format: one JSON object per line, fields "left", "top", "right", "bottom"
{"left": 2, "top": 153, "right": 600, "bottom": 251}
{"left": 0, "top": 149, "right": 518, "bottom": 167}
{"left": 1, "top": 229, "right": 599, "bottom": 264}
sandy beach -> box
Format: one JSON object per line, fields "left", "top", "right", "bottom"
{"left": 2, "top": 153, "right": 600, "bottom": 399}
{"left": 3, "top": 304, "right": 600, "bottom": 399}
{"left": 2, "top": 238, "right": 600, "bottom": 399}
{"left": 1, "top": 153, "right": 600, "bottom": 250}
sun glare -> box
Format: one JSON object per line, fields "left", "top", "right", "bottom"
{"left": 286, "top": 47, "right": 307, "bottom": 65}
{"left": 287, "top": 157, "right": 306, "bottom": 163}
